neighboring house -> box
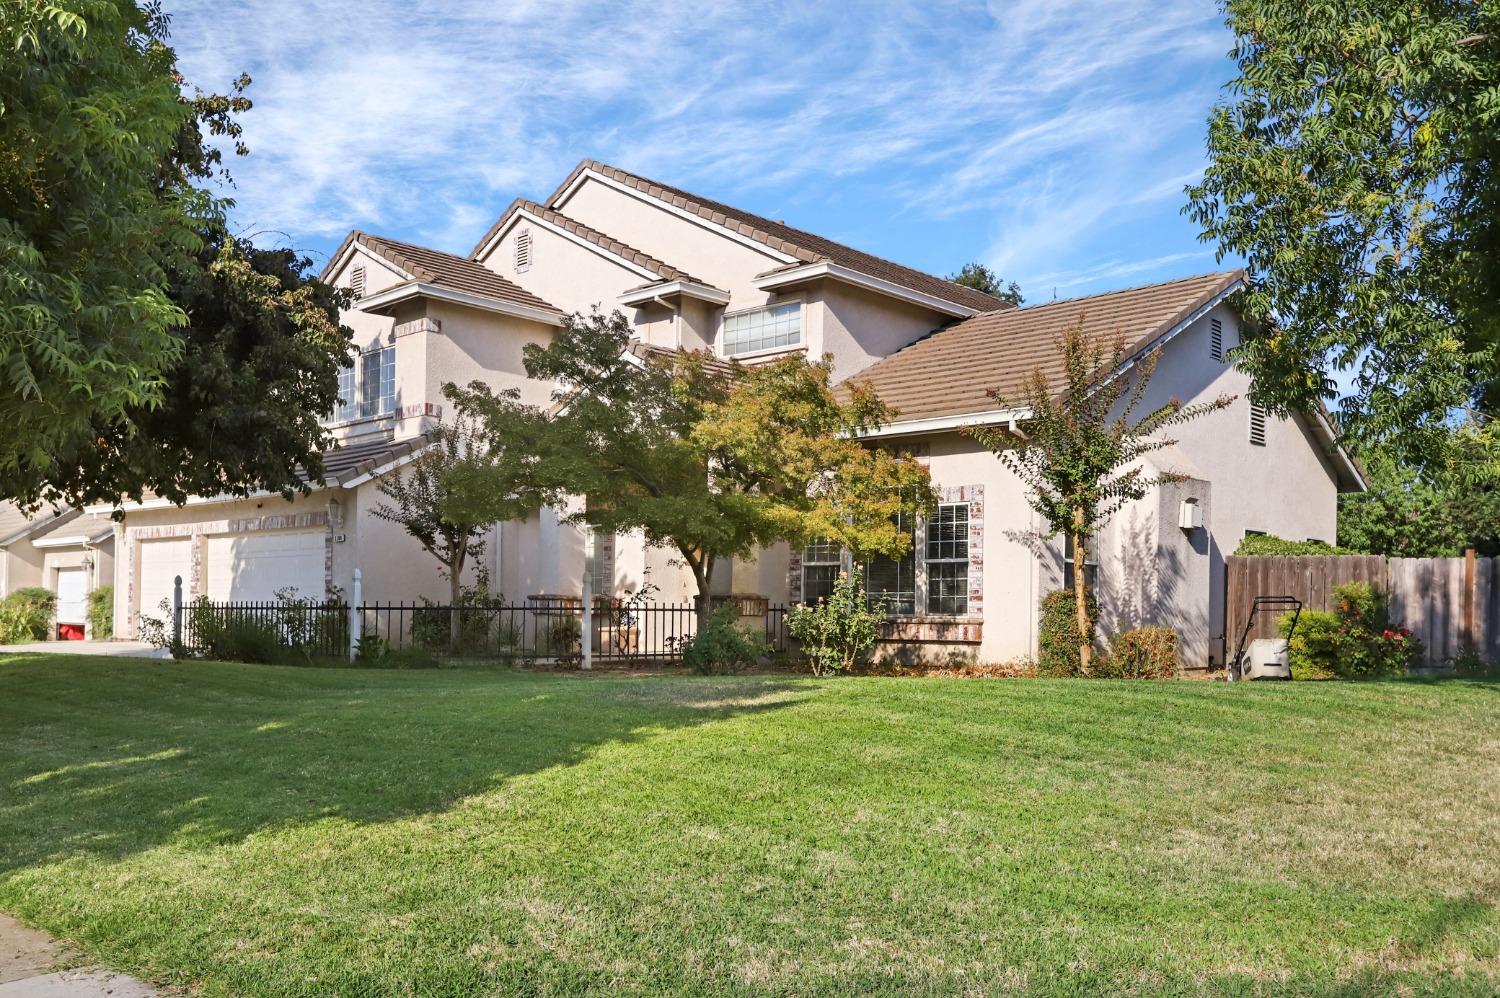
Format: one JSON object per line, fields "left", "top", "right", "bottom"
{"left": 94, "top": 159, "right": 1363, "bottom": 667}
{"left": 0, "top": 504, "right": 116, "bottom": 639}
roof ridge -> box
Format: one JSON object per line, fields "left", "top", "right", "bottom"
{"left": 542, "top": 158, "right": 1008, "bottom": 313}
{"left": 1017, "top": 269, "right": 1245, "bottom": 312}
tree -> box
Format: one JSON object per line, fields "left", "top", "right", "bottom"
{"left": 371, "top": 393, "right": 559, "bottom": 648}
{"left": 948, "top": 262, "right": 1023, "bottom": 306}
{"left": 968, "top": 325, "right": 1232, "bottom": 673}
{"left": 0, "top": 2, "right": 353, "bottom": 506}
{"left": 1338, "top": 422, "right": 1500, "bottom": 556}
{"left": 459, "top": 309, "right": 933, "bottom": 631}
{"left": 1186, "top": 1, "right": 1500, "bottom": 460}
{"left": 0, "top": 1, "right": 199, "bottom": 494}
{"left": 36, "top": 233, "right": 351, "bottom": 507}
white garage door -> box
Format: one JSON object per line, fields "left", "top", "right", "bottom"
{"left": 205, "top": 531, "right": 324, "bottom": 603}
{"left": 55, "top": 567, "right": 87, "bottom": 624}
{"left": 138, "top": 538, "right": 193, "bottom": 622}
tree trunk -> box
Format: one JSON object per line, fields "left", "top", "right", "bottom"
{"left": 686, "top": 550, "right": 714, "bottom": 635}
{"left": 1072, "top": 509, "right": 1091, "bottom": 676}
{"left": 448, "top": 543, "right": 466, "bottom": 651}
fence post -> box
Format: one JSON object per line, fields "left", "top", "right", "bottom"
{"left": 1465, "top": 548, "right": 1478, "bottom": 654}
{"left": 349, "top": 568, "right": 362, "bottom": 661}
{"left": 172, "top": 575, "right": 183, "bottom": 652}
{"left": 580, "top": 530, "right": 593, "bottom": 671}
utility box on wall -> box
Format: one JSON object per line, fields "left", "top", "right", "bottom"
{"left": 1178, "top": 498, "right": 1203, "bottom": 531}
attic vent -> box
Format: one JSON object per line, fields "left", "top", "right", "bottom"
{"left": 1249, "top": 402, "right": 1267, "bottom": 446}
{"left": 350, "top": 265, "right": 366, "bottom": 300}
{"left": 515, "top": 228, "right": 532, "bottom": 272}
{"left": 1210, "top": 317, "right": 1224, "bottom": 361}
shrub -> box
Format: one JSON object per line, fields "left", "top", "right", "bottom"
{"left": 787, "top": 567, "right": 884, "bottom": 676}
{"left": 355, "top": 635, "right": 442, "bottom": 669}
{"left": 0, "top": 587, "right": 57, "bottom": 643}
{"left": 1102, "top": 626, "right": 1180, "bottom": 679}
{"left": 1037, "top": 589, "right": 1096, "bottom": 677}
{"left": 1450, "top": 649, "right": 1500, "bottom": 679}
{"left": 1279, "top": 582, "right": 1422, "bottom": 679}
{"left": 1233, "top": 534, "right": 1353, "bottom": 556}
{"left": 682, "top": 603, "right": 769, "bottom": 675}
{"left": 88, "top": 585, "right": 114, "bottom": 638}
{"left": 410, "top": 580, "right": 499, "bottom": 652}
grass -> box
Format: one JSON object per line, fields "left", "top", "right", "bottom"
{"left": 0, "top": 656, "right": 1497, "bottom": 996}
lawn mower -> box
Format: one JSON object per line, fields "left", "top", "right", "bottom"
{"left": 1227, "top": 595, "right": 1301, "bottom": 681}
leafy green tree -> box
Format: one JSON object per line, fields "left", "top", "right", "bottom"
{"left": 948, "top": 262, "right": 1023, "bottom": 306}
{"left": 1186, "top": 1, "right": 1500, "bottom": 458}
{"left": 969, "top": 325, "right": 1232, "bottom": 673}
{"left": 0, "top": 1, "right": 201, "bottom": 494}
{"left": 39, "top": 233, "right": 351, "bottom": 507}
{"left": 457, "top": 309, "right": 933, "bottom": 630}
{"left": 1, "top": 2, "right": 352, "bottom": 507}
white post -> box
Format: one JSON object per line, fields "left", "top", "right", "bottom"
{"left": 349, "top": 568, "right": 362, "bottom": 661}
{"left": 580, "top": 527, "right": 594, "bottom": 671}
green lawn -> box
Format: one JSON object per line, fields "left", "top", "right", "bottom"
{"left": 0, "top": 657, "right": 1497, "bottom": 996}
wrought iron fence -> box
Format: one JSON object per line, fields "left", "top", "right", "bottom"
{"left": 174, "top": 596, "right": 792, "bottom": 665}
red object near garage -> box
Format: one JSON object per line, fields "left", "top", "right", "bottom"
{"left": 57, "top": 623, "right": 85, "bottom": 641}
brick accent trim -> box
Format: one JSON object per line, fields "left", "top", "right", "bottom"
{"left": 393, "top": 317, "right": 442, "bottom": 339}
{"left": 935, "top": 484, "right": 984, "bottom": 618}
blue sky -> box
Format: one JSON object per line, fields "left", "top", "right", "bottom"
{"left": 167, "top": 0, "right": 1240, "bottom": 301}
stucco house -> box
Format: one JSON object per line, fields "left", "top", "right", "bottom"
{"left": 93, "top": 158, "right": 1363, "bottom": 668}
{"left": 0, "top": 504, "right": 115, "bottom": 639}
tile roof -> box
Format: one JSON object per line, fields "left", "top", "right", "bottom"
{"left": 314, "top": 435, "right": 430, "bottom": 486}
{"left": 0, "top": 505, "right": 77, "bottom": 548}
{"left": 536, "top": 159, "right": 1009, "bottom": 314}
{"left": 31, "top": 512, "right": 114, "bottom": 546}
{"left": 338, "top": 231, "right": 564, "bottom": 317}
{"left": 474, "top": 200, "right": 713, "bottom": 288}
{"left": 850, "top": 271, "right": 1246, "bottom": 424}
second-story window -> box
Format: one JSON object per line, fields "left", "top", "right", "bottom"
{"left": 722, "top": 302, "right": 801, "bottom": 357}
{"left": 358, "top": 346, "right": 396, "bottom": 418}
{"left": 335, "top": 364, "right": 357, "bottom": 422}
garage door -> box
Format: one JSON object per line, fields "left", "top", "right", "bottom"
{"left": 205, "top": 531, "right": 324, "bottom": 603}
{"left": 55, "top": 567, "right": 87, "bottom": 624}
{"left": 138, "top": 538, "right": 193, "bottom": 622}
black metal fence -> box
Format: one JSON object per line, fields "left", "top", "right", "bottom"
{"left": 174, "top": 595, "right": 791, "bottom": 665}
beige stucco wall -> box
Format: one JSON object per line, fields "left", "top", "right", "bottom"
{"left": 807, "top": 281, "right": 954, "bottom": 384}
{"left": 477, "top": 213, "right": 652, "bottom": 316}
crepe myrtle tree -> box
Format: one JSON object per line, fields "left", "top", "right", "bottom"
{"left": 969, "top": 324, "right": 1232, "bottom": 674}
{"left": 450, "top": 308, "right": 934, "bottom": 631}
{"left": 371, "top": 400, "right": 557, "bottom": 649}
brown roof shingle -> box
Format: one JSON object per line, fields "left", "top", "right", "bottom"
{"left": 348, "top": 232, "right": 564, "bottom": 317}
{"left": 525, "top": 159, "right": 1008, "bottom": 314}
{"left": 850, "top": 271, "right": 1246, "bottom": 424}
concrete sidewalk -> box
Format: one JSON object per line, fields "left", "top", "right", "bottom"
{"left": 0, "top": 641, "right": 167, "bottom": 659}
{"left": 0, "top": 914, "right": 159, "bottom": 997}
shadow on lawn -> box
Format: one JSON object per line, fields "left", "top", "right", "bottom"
{"left": 0, "top": 656, "right": 805, "bottom": 874}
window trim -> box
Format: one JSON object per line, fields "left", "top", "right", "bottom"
{"left": 718, "top": 299, "right": 804, "bottom": 359}
{"left": 924, "top": 501, "right": 971, "bottom": 616}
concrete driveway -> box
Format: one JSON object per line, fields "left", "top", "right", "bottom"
{"left": 0, "top": 913, "right": 159, "bottom": 997}
{"left": 0, "top": 641, "right": 167, "bottom": 659}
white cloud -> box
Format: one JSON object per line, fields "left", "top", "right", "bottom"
{"left": 164, "top": 0, "right": 1232, "bottom": 286}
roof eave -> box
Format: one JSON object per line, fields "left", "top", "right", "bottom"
{"left": 357, "top": 282, "right": 565, "bottom": 326}
{"left": 755, "top": 261, "right": 979, "bottom": 318}
{"left": 618, "top": 280, "right": 731, "bottom": 307}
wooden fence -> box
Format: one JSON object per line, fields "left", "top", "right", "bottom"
{"left": 1225, "top": 554, "right": 1498, "bottom": 666}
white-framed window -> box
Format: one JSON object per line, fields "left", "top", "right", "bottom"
{"left": 587, "top": 530, "right": 615, "bottom": 598}
{"left": 1062, "top": 534, "right": 1098, "bottom": 592}
{"left": 1210, "top": 316, "right": 1224, "bottom": 362}
{"left": 515, "top": 228, "right": 532, "bottom": 273}
{"left": 335, "top": 364, "right": 357, "bottom": 422}
{"left": 800, "top": 537, "right": 842, "bottom": 604}
{"left": 925, "top": 502, "right": 969, "bottom": 615}
{"left": 1249, "top": 402, "right": 1267, "bottom": 446}
{"left": 350, "top": 265, "right": 366, "bottom": 300}
{"left": 864, "top": 511, "right": 916, "bottom": 616}
{"left": 358, "top": 346, "right": 396, "bottom": 418}
{"left": 722, "top": 301, "right": 801, "bottom": 357}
